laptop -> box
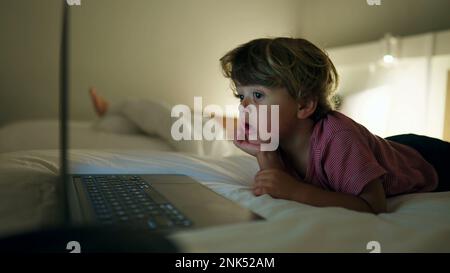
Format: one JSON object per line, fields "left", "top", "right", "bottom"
{"left": 59, "top": 2, "right": 263, "bottom": 235}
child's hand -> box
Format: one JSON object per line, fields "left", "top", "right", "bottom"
{"left": 233, "top": 138, "right": 261, "bottom": 157}
{"left": 253, "top": 168, "right": 302, "bottom": 200}
{"left": 256, "top": 150, "right": 285, "bottom": 170}
{"left": 232, "top": 115, "right": 262, "bottom": 157}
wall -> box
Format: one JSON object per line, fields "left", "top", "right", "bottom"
{"left": 0, "top": 0, "right": 61, "bottom": 126}
{"left": 328, "top": 30, "right": 450, "bottom": 139}
{"left": 289, "top": 0, "right": 450, "bottom": 48}
{"left": 68, "top": 0, "right": 303, "bottom": 121}
{"left": 1, "top": 0, "right": 450, "bottom": 127}
{"left": 0, "top": 0, "right": 301, "bottom": 126}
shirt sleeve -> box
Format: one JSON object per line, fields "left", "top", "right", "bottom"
{"left": 321, "top": 130, "right": 387, "bottom": 195}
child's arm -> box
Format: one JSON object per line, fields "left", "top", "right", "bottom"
{"left": 295, "top": 177, "right": 387, "bottom": 214}
{"left": 253, "top": 168, "right": 387, "bottom": 214}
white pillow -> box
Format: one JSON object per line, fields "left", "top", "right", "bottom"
{"left": 92, "top": 114, "right": 142, "bottom": 135}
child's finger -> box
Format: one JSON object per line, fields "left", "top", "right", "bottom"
{"left": 256, "top": 151, "right": 284, "bottom": 170}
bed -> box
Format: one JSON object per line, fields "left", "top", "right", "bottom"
{"left": 0, "top": 148, "right": 449, "bottom": 252}
{"left": 0, "top": 105, "right": 449, "bottom": 252}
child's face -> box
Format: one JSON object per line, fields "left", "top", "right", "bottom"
{"left": 235, "top": 84, "right": 299, "bottom": 142}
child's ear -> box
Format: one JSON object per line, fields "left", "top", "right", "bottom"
{"left": 296, "top": 98, "right": 318, "bottom": 119}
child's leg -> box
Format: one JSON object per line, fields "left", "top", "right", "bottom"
{"left": 89, "top": 87, "right": 109, "bottom": 116}
{"left": 385, "top": 134, "right": 450, "bottom": 192}
{"left": 88, "top": 88, "right": 142, "bottom": 134}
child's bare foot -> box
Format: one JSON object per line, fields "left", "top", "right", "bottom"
{"left": 89, "top": 87, "right": 109, "bottom": 117}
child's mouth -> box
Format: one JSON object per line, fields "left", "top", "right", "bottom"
{"left": 242, "top": 122, "right": 271, "bottom": 145}
{"left": 244, "top": 122, "right": 250, "bottom": 139}
{"left": 244, "top": 122, "right": 260, "bottom": 144}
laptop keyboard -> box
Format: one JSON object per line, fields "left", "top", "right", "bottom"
{"left": 80, "top": 175, "right": 192, "bottom": 231}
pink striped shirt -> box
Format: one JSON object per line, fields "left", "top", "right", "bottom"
{"left": 304, "top": 111, "right": 438, "bottom": 196}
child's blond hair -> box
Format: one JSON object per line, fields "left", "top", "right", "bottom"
{"left": 220, "top": 37, "right": 339, "bottom": 121}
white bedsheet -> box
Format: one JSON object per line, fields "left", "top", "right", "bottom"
{"left": 0, "top": 149, "right": 449, "bottom": 252}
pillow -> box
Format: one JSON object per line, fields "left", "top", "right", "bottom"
{"left": 92, "top": 114, "right": 142, "bottom": 135}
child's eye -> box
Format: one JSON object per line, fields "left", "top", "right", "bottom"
{"left": 253, "top": 92, "right": 264, "bottom": 100}
{"left": 235, "top": 93, "right": 245, "bottom": 101}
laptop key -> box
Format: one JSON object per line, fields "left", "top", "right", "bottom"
{"left": 181, "top": 220, "right": 191, "bottom": 227}
{"left": 135, "top": 213, "right": 145, "bottom": 219}
{"left": 98, "top": 214, "right": 112, "bottom": 220}
{"left": 147, "top": 219, "right": 157, "bottom": 230}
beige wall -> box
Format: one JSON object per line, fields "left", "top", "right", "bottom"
{"left": 328, "top": 30, "right": 450, "bottom": 140}
{"left": 68, "top": 0, "right": 300, "bottom": 121}
{"left": 0, "top": 0, "right": 301, "bottom": 126}
{"left": 1, "top": 0, "right": 450, "bottom": 126}
{"left": 0, "top": 0, "right": 61, "bottom": 126}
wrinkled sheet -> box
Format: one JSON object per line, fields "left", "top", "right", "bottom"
{"left": 0, "top": 149, "right": 449, "bottom": 252}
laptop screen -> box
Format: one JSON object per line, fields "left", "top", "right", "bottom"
{"left": 59, "top": 1, "right": 70, "bottom": 225}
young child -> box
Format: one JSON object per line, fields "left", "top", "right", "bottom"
{"left": 220, "top": 37, "right": 450, "bottom": 214}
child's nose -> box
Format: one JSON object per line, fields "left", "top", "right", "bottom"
{"left": 241, "top": 97, "right": 251, "bottom": 107}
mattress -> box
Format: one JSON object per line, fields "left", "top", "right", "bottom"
{"left": 0, "top": 149, "right": 449, "bottom": 252}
